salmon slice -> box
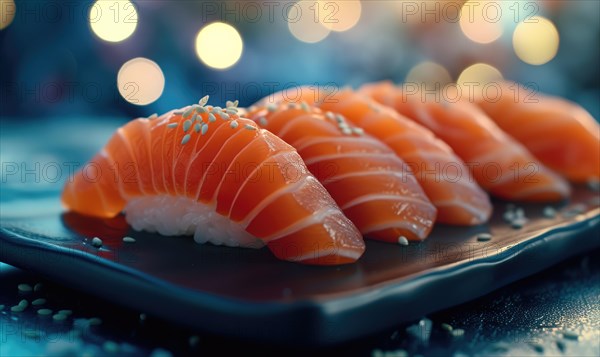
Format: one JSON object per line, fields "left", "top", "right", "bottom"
{"left": 245, "top": 102, "right": 437, "bottom": 243}
{"left": 360, "top": 81, "right": 571, "bottom": 202}
{"left": 473, "top": 81, "right": 600, "bottom": 183}
{"left": 260, "top": 87, "right": 492, "bottom": 226}
{"left": 62, "top": 98, "right": 365, "bottom": 265}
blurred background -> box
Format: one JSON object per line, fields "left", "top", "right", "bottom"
{"left": 0, "top": 0, "right": 599, "bottom": 121}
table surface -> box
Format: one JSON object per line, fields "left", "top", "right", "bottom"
{"left": 1, "top": 248, "right": 598, "bottom": 357}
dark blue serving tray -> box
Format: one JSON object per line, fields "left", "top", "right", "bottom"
{"left": 1, "top": 118, "right": 599, "bottom": 346}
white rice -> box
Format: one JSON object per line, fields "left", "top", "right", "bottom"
{"left": 124, "top": 195, "right": 265, "bottom": 248}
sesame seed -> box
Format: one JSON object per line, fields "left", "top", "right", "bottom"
{"left": 338, "top": 122, "right": 350, "bottom": 129}
{"left": 197, "top": 106, "right": 207, "bottom": 113}
{"left": 194, "top": 123, "right": 201, "bottom": 133}
{"left": 227, "top": 100, "right": 239, "bottom": 108}
{"left": 353, "top": 128, "right": 365, "bottom": 135}
{"left": 211, "top": 106, "right": 222, "bottom": 113}
{"left": 183, "top": 120, "right": 192, "bottom": 132}
{"left": 451, "top": 329, "right": 465, "bottom": 338}
{"left": 476, "top": 233, "right": 492, "bottom": 242}
{"left": 0, "top": 305, "right": 4, "bottom": 310}
{"left": 287, "top": 103, "right": 298, "bottom": 109}
{"left": 201, "top": 124, "right": 209, "bottom": 135}
{"left": 18, "top": 283, "right": 32, "bottom": 292}
{"left": 503, "top": 210, "right": 515, "bottom": 222}
{"left": 103, "top": 341, "right": 119, "bottom": 353}
{"left": 33, "top": 283, "right": 43, "bottom": 292}
{"left": 18, "top": 299, "right": 28, "bottom": 308}
{"left": 139, "top": 313, "right": 147, "bottom": 321}
{"left": 173, "top": 111, "right": 183, "bottom": 115}
{"left": 122, "top": 236, "right": 135, "bottom": 243}
{"left": 515, "top": 208, "right": 525, "bottom": 219}
{"left": 226, "top": 108, "right": 238, "bottom": 115}
{"left": 398, "top": 236, "right": 409, "bottom": 246}
{"left": 208, "top": 113, "right": 217, "bottom": 122}
{"left": 191, "top": 113, "right": 199, "bottom": 122}
{"left": 325, "top": 112, "right": 335, "bottom": 120}
{"left": 167, "top": 123, "right": 178, "bottom": 129}
{"left": 219, "top": 112, "right": 230, "bottom": 120}
{"left": 543, "top": 206, "right": 556, "bottom": 218}
{"left": 32, "top": 298, "right": 46, "bottom": 306}
{"left": 91, "top": 237, "right": 102, "bottom": 248}
{"left": 300, "top": 102, "right": 310, "bottom": 112}
{"left": 259, "top": 117, "right": 268, "bottom": 126}
{"left": 335, "top": 114, "right": 345, "bottom": 123}
{"left": 441, "top": 323, "right": 453, "bottom": 332}
{"left": 183, "top": 107, "right": 195, "bottom": 118}
{"left": 148, "top": 113, "right": 158, "bottom": 120}
{"left": 342, "top": 127, "right": 352, "bottom": 135}
{"left": 529, "top": 341, "right": 544, "bottom": 353}
{"left": 267, "top": 104, "right": 277, "bottom": 112}
{"left": 57, "top": 311, "right": 72, "bottom": 319}
{"left": 11, "top": 303, "right": 27, "bottom": 312}
{"left": 199, "top": 95, "right": 209, "bottom": 106}
{"left": 245, "top": 124, "right": 256, "bottom": 131}
{"left": 52, "top": 313, "right": 67, "bottom": 321}
{"left": 230, "top": 120, "right": 239, "bottom": 129}
{"left": 562, "top": 330, "right": 579, "bottom": 340}
{"left": 556, "top": 340, "right": 566, "bottom": 352}
{"left": 89, "top": 317, "right": 102, "bottom": 326}
{"left": 37, "top": 308, "right": 53, "bottom": 316}
{"left": 181, "top": 134, "right": 191, "bottom": 145}
{"left": 511, "top": 217, "right": 527, "bottom": 229}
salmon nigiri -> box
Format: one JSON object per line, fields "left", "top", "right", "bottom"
{"left": 361, "top": 82, "right": 570, "bottom": 202}
{"left": 265, "top": 87, "right": 493, "bottom": 226}
{"left": 246, "top": 102, "right": 437, "bottom": 243}
{"left": 62, "top": 97, "right": 365, "bottom": 265}
{"left": 473, "top": 81, "right": 600, "bottom": 183}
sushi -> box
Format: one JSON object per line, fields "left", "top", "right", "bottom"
{"left": 264, "top": 87, "right": 493, "bottom": 226}
{"left": 473, "top": 81, "right": 600, "bottom": 183}
{"left": 246, "top": 102, "right": 437, "bottom": 243}
{"left": 62, "top": 97, "right": 365, "bottom": 265}
{"left": 360, "top": 81, "right": 571, "bottom": 202}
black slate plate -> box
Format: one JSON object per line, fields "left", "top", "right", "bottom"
{"left": 1, "top": 118, "right": 599, "bottom": 346}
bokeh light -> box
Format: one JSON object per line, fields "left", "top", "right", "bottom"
{"left": 0, "top": 0, "right": 15, "bottom": 30}
{"left": 288, "top": 0, "right": 331, "bottom": 43}
{"left": 457, "top": 63, "right": 503, "bottom": 87}
{"left": 117, "top": 58, "right": 165, "bottom": 105}
{"left": 405, "top": 61, "right": 453, "bottom": 87}
{"left": 195, "top": 22, "right": 243, "bottom": 70}
{"left": 513, "top": 16, "right": 560, "bottom": 65}
{"left": 459, "top": 0, "right": 503, "bottom": 44}
{"left": 89, "top": 0, "right": 138, "bottom": 43}
{"left": 317, "top": 0, "right": 362, "bottom": 32}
